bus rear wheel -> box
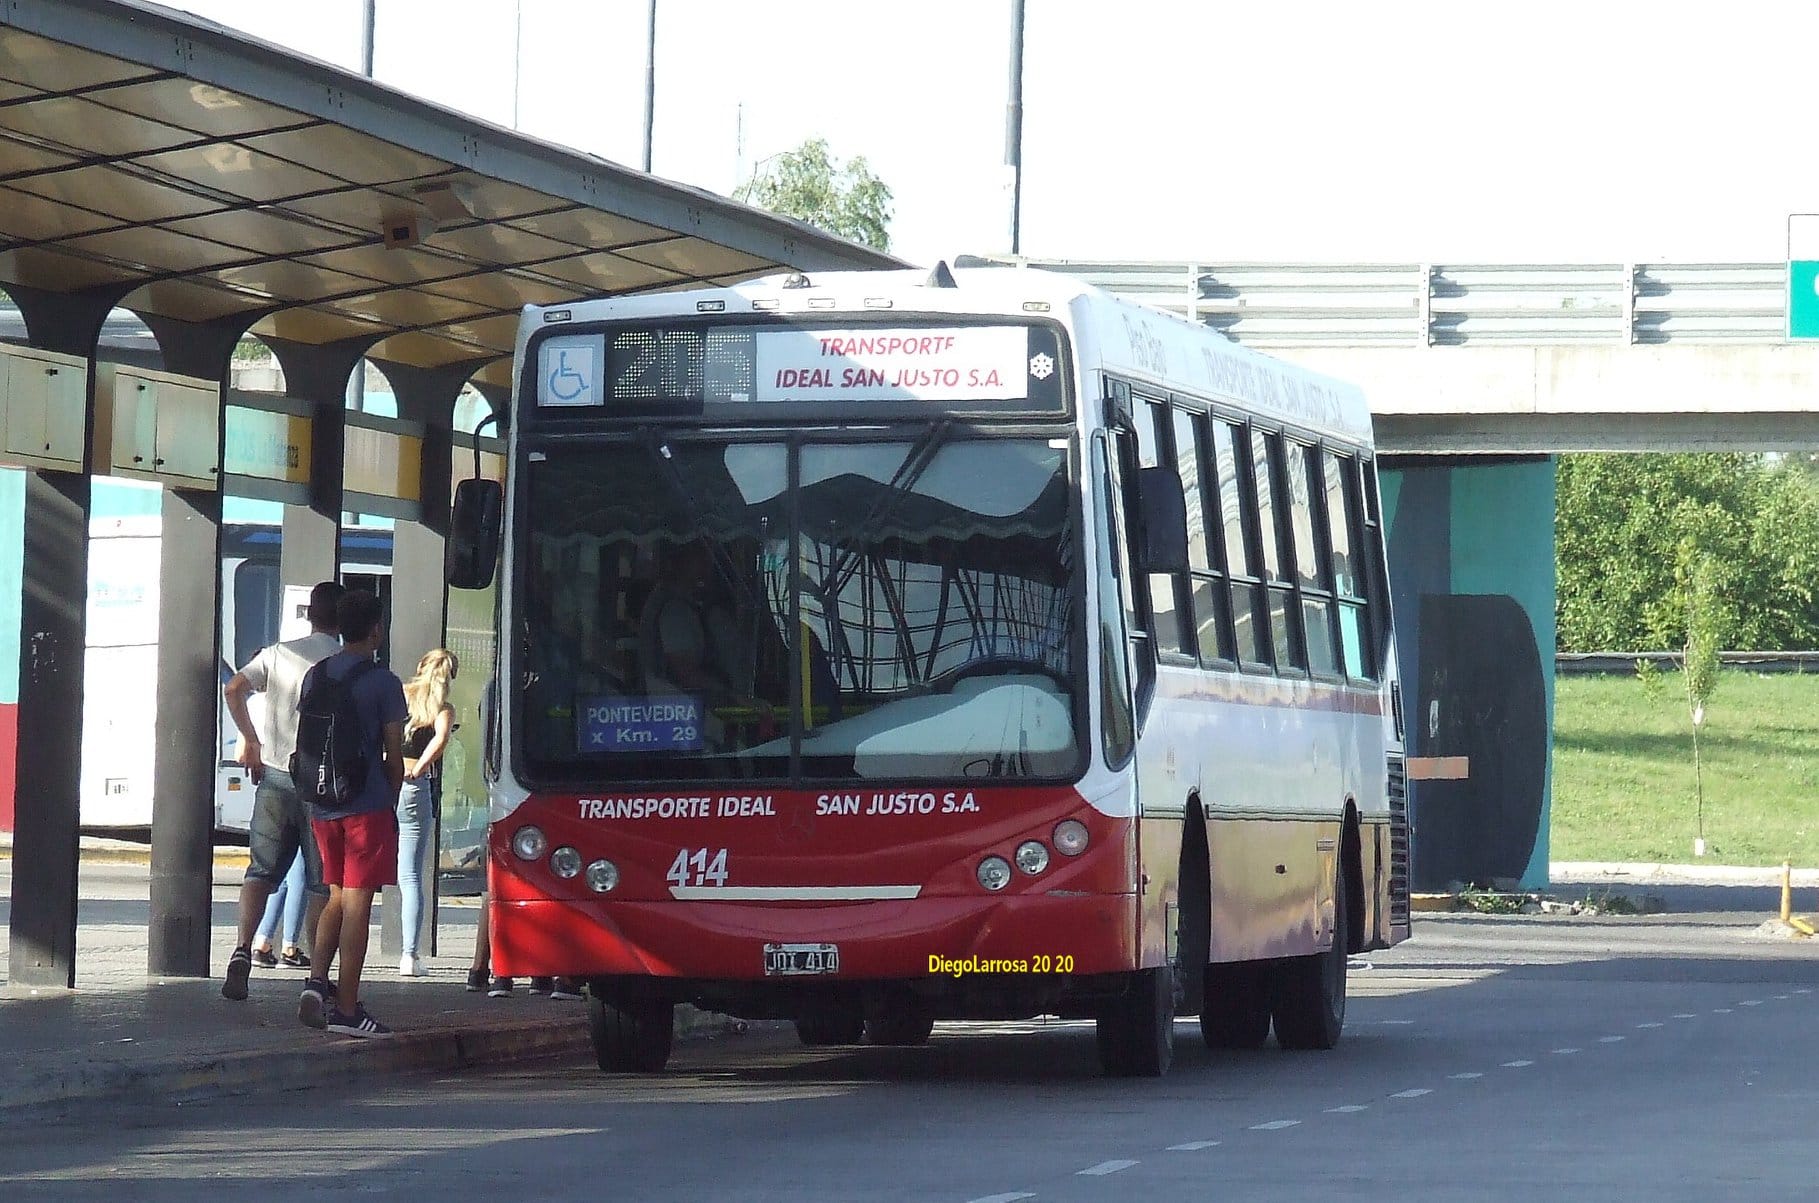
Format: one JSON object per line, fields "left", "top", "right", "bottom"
{"left": 1271, "top": 864, "right": 1349, "bottom": 1051}
{"left": 865, "top": 1007, "right": 935, "bottom": 1046}
{"left": 796, "top": 1007, "right": 866, "bottom": 1047}
{"left": 1096, "top": 967, "right": 1174, "bottom": 1077}
{"left": 586, "top": 989, "right": 674, "bottom": 1073}
{"left": 1200, "top": 960, "right": 1272, "bottom": 1050}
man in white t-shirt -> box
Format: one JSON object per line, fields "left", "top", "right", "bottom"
{"left": 220, "top": 581, "right": 344, "bottom": 1002}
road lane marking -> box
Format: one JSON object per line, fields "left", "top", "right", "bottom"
{"left": 1078, "top": 1160, "right": 1137, "bottom": 1176}
{"left": 1773, "top": 994, "right": 1789, "bottom": 1000}
{"left": 1448, "top": 1072, "right": 1484, "bottom": 1080}
{"left": 1251, "top": 1120, "right": 1301, "bottom": 1130}
{"left": 1502, "top": 1060, "right": 1534, "bottom": 1067}
{"left": 1796, "top": 989, "right": 1812, "bottom": 995}
{"left": 1554, "top": 1048, "right": 1581, "bottom": 1055}
{"left": 1390, "top": 1089, "right": 1432, "bottom": 1099}
{"left": 1713, "top": 1008, "right": 1733, "bottom": 1014}
{"left": 1168, "top": 1141, "right": 1221, "bottom": 1151}
{"left": 1673, "top": 1013, "right": 1698, "bottom": 1019}
{"left": 1599, "top": 1036, "right": 1626, "bottom": 1043}
{"left": 1739, "top": 1000, "right": 1762, "bottom": 1007}
{"left": 1325, "top": 1105, "right": 1368, "bottom": 1113}
{"left": 1636, "top": 1023, "right": 1664, "bottom": 1029}
{"left": 968, "top": 1194, "right": 1036, "bottom": 1203}
{"left": 1376, "top": 1019, "right": 1415, "bottom": 1025}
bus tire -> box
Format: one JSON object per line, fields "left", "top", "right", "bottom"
{"left": 1199, "top": 960, "right": 1272, "bottom": 1050}
{"left": 865, "top": 1009, "right": 936, "bottom": 1046}
{"left": 1271, "top": 861, "right": 1349, "bottom": 1051}
{"left": 796, "top": 1008, "right": 866, "bottom": 1047}
{"left": 1095, "top": 967, "right": 1174, "bottom": 1077}
{"left": 587, "top": 990, "right": 674, "bottom": 1073}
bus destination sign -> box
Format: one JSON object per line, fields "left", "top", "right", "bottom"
{"left": 578, "top": 695, "right": 706, "bottom": 752}
{"left": 753, "top": 327, "right": 1030, "bottom": 404}
{"left": 531, "top": 320, "right": 1064, "bottom": 414}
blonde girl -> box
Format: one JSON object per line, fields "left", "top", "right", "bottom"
{"left": 395, "top": 648, "right": 457, "bottom": 976}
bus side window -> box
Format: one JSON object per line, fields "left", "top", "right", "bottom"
{"left": 1105, "top": 428, "right": 1157, "bottom": 715}
{"left": 1140, "top": 395, "right": 1188, "bottom": 656}
{"left": 1257, "top": 431, "right": 1305, "bottom": 673}
{"left": 1326, "top": 450, "right": 1374, "bottom": 680}
{"left": 1092, "top": 437, "right": 1136, "bottom": 766}
{"left": 1213, "top": 419, "right": 1269, "bottom": 669}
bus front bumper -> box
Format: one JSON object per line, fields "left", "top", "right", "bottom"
{"left": 490, "top": 892, "right": 1138, "bottom": 982}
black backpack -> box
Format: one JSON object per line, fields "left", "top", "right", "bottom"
{"left": 291, "top": 657, "right": 377, "bottom": 809}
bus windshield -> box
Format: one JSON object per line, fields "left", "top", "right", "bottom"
{"left": 518, "top": 434, "right": 1082, "bottom": 784}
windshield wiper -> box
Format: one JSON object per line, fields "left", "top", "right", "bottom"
{"left": 821, "top": 418, "right": 954, "bottom": 602}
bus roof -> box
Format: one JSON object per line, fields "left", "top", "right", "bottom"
{"left": 520, "top": 266, "right": 1374, "bottom": 446}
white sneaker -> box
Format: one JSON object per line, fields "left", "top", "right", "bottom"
{"left": 399, "top": 953, "right": 425, "bottom": 977}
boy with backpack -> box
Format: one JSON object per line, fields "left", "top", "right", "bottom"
{"left": 294, "top": 589, "right": 408, "bottom": 1038}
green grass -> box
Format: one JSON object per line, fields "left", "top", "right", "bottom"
{"left": 1551, "top": 672, "right": 1819, "bottom": 865}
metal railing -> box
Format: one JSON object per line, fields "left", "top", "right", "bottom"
{"left": 960, "top": 257, "right": 1791, "bottom": 349}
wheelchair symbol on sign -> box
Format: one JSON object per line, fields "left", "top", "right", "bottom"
{"left": 548, "top": 349, "right": 589, "bottom": 402}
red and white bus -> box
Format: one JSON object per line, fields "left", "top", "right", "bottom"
{"left": 448, "top": 264, "right": 1409, "bottom": 1077}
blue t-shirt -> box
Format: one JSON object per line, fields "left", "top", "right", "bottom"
{"left": 308, "top": 650, "right": 408, "bottom": 820}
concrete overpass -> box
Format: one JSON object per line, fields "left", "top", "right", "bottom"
{"left": 974, "top": 257, "right": 1819, "bottom": 892}
{"left": 967, "top": 259, "right": 1819, "bottom": 454}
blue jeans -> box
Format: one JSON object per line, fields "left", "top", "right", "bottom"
{"left": 255, "top": 849, "right": 307, "bottom": 948}
{"left": 397, "top": 777, "right": 438, "bottom": 958}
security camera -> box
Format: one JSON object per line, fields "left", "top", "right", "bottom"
{"left": 381, "top": 207, "right": 438, "bottom": 249}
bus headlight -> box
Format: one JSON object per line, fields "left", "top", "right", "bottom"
{"left": 511, "top": 825, "right": 548, "bottom": 861}
{"left": 1053, "top": 819, "right": 1089, "bottom": 856}
{"left": 550, "top": 846, "right": 582, "bottom": 879}
{"left": 586, "top": 859, "right": 620, "bottom": 893}
{"left": 1015, "top": 840, "right": 1050, "bottom": 875}
{"left": 977, "top": 855, "right": 1013, "bottom": 891}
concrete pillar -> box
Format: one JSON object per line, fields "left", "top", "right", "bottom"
{"left": 264, "top": 337, "right": 374, "bottom": 592}
{"left": 138, "top": 312, "right": 256, "bottom": 977}
{"left": 3, "top": 283, "right": 124, "bottom": 988}
{"left": 374, "top": 357, "right": 483, "bottom": 961}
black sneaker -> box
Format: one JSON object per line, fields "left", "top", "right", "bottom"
{"left": 529, "top": 977, "right": 553, "bottom": 996}
{"left": 298, "top": 977, "right": 336, "bottom": 1030}
{"left": 251, "top": 948, "right": 279, "bottom": 969}
{"left": 222, "top": 947, "right": 253, "bottom": 1001}
{"left": 549, "top": 978, "right": 584, "bottom": 1001}
{"left": 487, "top": 976, "right": 514, "bottom": 998}
{"left": 466, "top": 967, "right": 489, "bottom": 993}
{"left": 281, "top": 949, "right": 311, "bottom": 969}
{"left": 326, "top": 1004, "right": 393, "bottom": 1039}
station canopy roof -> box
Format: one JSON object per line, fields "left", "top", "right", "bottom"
{"left": 0, "top": 0, "right": 901, "bottom": 388}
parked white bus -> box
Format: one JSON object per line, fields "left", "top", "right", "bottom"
{"left": 454, "top": 264, "right": 1408, "bottom": 1077}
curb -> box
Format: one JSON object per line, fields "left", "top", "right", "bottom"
{"left": 4, "top": 1004, "right": 735, "bottom": 1122}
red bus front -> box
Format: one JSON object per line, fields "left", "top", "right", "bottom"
{"left": 483, "top": 356, "right": 1139, "bottom": 1056}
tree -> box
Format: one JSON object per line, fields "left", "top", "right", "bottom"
{"left": 732, "top": 137, "right": 893, "bottom": 251}
{"left": 1680, "top": 548, "right": 1722, "bottom": 855}
{"left": 1555, "top": 453, "right": 1819, "bottom": 652}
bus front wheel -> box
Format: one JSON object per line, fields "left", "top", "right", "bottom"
{"left": 1271, "top": 864, "right": 1349, "bottom": 1051}
{"left": 1096, "top": 967, "right": 1174, "bottom": 1077}
{"left": 586, "top": 989, "right": 675, "bottom": 1073}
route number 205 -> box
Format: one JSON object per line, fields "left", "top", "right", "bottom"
{"left": 667, "top": 847, "right": 729, "bottom": 888}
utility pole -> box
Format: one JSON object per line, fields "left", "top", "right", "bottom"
{"left": 642, "top": 0, "right": 657, "bottom": 173}
{"left": 360, "top": 0, "right": 375, "bottom": 76}
{"left": 1005, "top": 0, "right": 1026, "bottom": 255}
{"left": 512, "top": 0, "right": 524, "bottom": 130}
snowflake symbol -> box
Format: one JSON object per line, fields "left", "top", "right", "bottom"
{"left": 1028, "top": 352, "right": 1055, "bottom": 380}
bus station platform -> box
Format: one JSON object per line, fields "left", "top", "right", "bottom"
{"left": 0, "top": 852, "right": 733, "bottom": 1120}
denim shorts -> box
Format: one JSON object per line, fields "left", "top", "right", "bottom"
{"left": 244, "top": 768, "right": 328, "bottom": 896}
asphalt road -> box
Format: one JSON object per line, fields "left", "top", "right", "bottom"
{"left": 3, "top": 903, "right": 1817, "bottom": 1201}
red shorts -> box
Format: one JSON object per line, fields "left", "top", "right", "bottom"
{"left": 312, "top": 811, "right": 398, "bottom": 890}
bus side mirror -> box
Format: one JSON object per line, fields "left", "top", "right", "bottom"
{"left": 1137, "top": 465, "right": 1189, "bottom": 573}
{"left": 446, "top": 478, "right": 503, "bottom": 589}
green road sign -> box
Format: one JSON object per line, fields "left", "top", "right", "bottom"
{"left": 1792, "top": 261, "right": 1819, "bottom": 339}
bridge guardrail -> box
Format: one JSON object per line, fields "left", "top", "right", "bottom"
{"left": 959, "top": 257, "right": 1790, "bottom": 349}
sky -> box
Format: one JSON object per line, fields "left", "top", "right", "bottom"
{"left": 171, "top": 0, "right": 1819, "bottom": 268}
